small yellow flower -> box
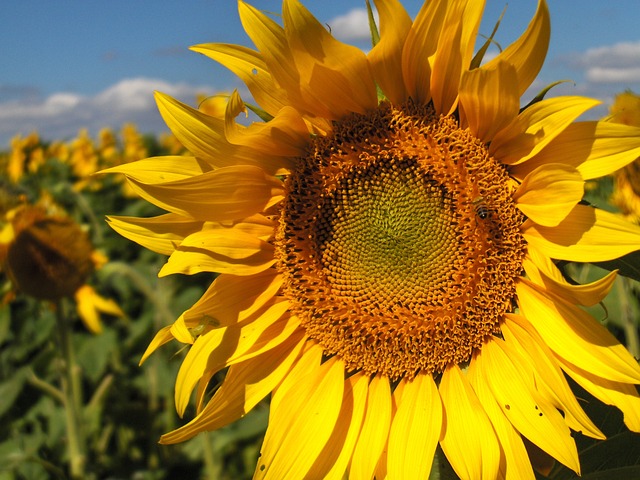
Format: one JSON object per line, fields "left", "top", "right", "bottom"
{"left": 7, "top": 132, "right": 44, "bottom": 183}
{"left": 121, "top": 123, "right": 148, "bottom": 164}
{"left": 107, "top": 1, "right": 640, "bottom": 478}
{"left": 69, "top": 129, "right": 99, "bottom": 178}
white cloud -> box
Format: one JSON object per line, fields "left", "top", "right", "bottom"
{"left": 569, "top": 40, "right": 640, "bottom": 85}
{"left": 586, "top": 67, "right": 640, "bottom": 84}
{"left": 0, "top": 78, "right": 214, "bottom": 148}
{"left": 579, "top": 41, "right": 640, "bottom": 68}
{"left": 327, "top": 8, "right": 377, "bottom": 42}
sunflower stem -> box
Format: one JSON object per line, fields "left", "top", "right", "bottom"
{"left": 55, "top": 299, "right": 87, "bottom": 480}
{"left": 201, "top": 432, "right": 221, "bottom": 479}
{"left": 618, "top": 276, "right": 640, "bottom": 358}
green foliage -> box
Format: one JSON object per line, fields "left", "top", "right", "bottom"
{"left": 0, "top": 131, "right": 266, "bottom": 479}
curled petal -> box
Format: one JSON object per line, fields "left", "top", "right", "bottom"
{"left": 191, "top": 43, "right": 288, "bottom": 117}
{"left": 512, "top": 121, "right": 640, "bottom": 181}
{"left": 369, "top": 0, "right": 412, "bottom": 104}
{"left": 490, "top": 96, "right": 600, "bottom": 165}
{"left": 459, "top": 60, "right": 520, "bottom": 142}
{"left": 160, "top": 334, "right": 305, "bottom": 444}
{"left": 401, "top": 0, "right": 447, "bottom": 103}
{"left": 430, "top": 0, "right": 485, "bottom": 115}
{"left": 482, "top": 0, "right": 550, "bottom": 96}
{"left": 517, "top": 279, "right": 640, "bottom": 384}
{"left": 523, "top": 245, "right": 617, "bottom": 307}
{"left": 107, "top": 213, "right": 203, "bottom": 256}
{"left": 523, "top": 204, "right": 640, "bottom": 262}
{"left": 514, "top": 163, "right": 584, "bottom": 227}
{"left": 224, "top": 90, "right": 310, "bottom": 157}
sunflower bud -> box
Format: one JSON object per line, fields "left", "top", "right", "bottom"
{"left": 1, "top": 206, "right": 94, "bottom": 301}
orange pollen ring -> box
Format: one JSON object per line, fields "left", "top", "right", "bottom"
{"left": 275, "top": 102, "right": 527, "bottom": 381}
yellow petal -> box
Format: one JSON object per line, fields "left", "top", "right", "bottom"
{"left": 179, "top": 228, "right": 271, "bottom": 260}
{"left": 238, "top": 0, "right": 329, "bottom": 122}
{"left": 282, "top": 0, "right": 378, "bottom": 118}
{"left": 174, "top": 302, "right": 295, "bottom": 416}
{"left": 467, "top": 358, "right": 536, "bottom": 480}
{"left": 482, "top": 0, "right": 550, "bottom": 97}
{"left": 160, "top": 333, "right": 305, "bottom": 444}
{"left": 100, "top": 155, "right": 210, "bottom": 182}
{"left": 139, "top": 325, "right": 174, "bottom": 365}
{"left": 169, "top": 314, "right": 193, "bottom": 344}
{"left": 75, "top": 285, "right": 124, "bottom": 334}
{"left": 74, "top": 285, "right": 103, "bottom": 334}
{"left": 556, "top": 357, "right": 640, "bottom": 432}
{"left": 255, "top": 350, "right": 345, "bottom": 479}
{"left": 191, "top": 43, "right": 288, "bottom": 117}
{"left": 490, "top": 96, "right": 600, "bottom": 165}
{"left": 159, "top": 242, "right": 275, "bottom": 277}
{"left": 387, "top": 374, "right": 442, "bottom": 479}
{"left": 430, "top": 0, "right": 485, "bottom": 115}
{"left": 368, "top": 0, "right": 412, "bottom": 104}
{"left": 512, "top": 121, "right": 640, "bottom": 181}
{"left": 183, "top": 269, "right": 282, "bottom": 328}
{"left": 310, "top": 373, "right": 369, "bottom": 480}
{"left": 514, "top": 163, "right": 584, "bottom": 227}
{"left": 106, "top": 214, "right": 203, "bottom": 256}
{"left": 459, "top": 60, "right": 520, "bottom": 143}
{"left": 155, "top": 92, "right": 293, "bottom": 174}
{"left": 439, "top": 364, "right": 501, "bottom": 480}
{"left": 124, "top": 165, "right": 283, "bottom": 222}
{"left": 349, "top": 374, "right": 392, "bottom": 480}
{"left": 523, "top": 245, "right": 617, "bottom": 307}
{"left": 401, "top": 0, "right": 447, "bottom": 103}
{"left": 523, "top": 204, "right": 640, "bottom": 262}
{"left": 224, "top": 90, "right": 310, "bottom": 156}
{"left": 502, "top": 314, "right": 605, "bottom": 439}
{"left": 476, "top": 337, "right": 580, "bottom": 473}
{"left": 517, "top": 279, "right": 640, "bottom": 384}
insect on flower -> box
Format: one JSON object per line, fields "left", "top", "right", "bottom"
{"left": 472, "top": 196, "right": 490, "bottom": 220}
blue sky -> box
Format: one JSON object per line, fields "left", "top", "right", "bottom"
{"left": 1, "top": 0, "right": 639, "bottom": 149}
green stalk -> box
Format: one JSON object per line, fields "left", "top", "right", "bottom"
{"left": 618, "top": 277, "right": 640, "bottom": 358}
{"left": 55, "top": 299, "right": 86, "bottom": 480}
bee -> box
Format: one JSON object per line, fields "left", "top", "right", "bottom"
{"left": 472, "top": 196, "right": 490, "bottom": 220}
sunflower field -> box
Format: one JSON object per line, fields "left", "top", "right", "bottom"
{"left": 0, "top": 126, "right": 266, "bottom": 479}
{"left": 1, "top": 1, "right": 640, "bottom": 480}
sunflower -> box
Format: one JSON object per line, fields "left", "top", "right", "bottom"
{"left": 606, "top": 91, "right": 640, "bottom": 222}
{"left": 105, "top": 0, "right": 640, "bottom": 478}
{"left": 0, "top": 202, "right": 123, "bottom": 333}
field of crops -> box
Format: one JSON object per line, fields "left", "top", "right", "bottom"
{"left": 0, "top": 125, "right": 266, "bottom": 479}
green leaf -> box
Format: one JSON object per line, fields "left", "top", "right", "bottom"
{"left": 595, "top": 250, "right": 640, "bottom": 283}
{"left": 470, "top": 5, "right": 506, "bottom": 69}
{"left": 76, "top": 329, "right": 118, "bottom": 383}
{"left": 365, "top": 0, "right": 380, "bottom": 48}
{"left": 0, "top": 368, "right": 28, "bottom": 417}
{"left": 521, "top": 80, "right": 575, "bottom": 111}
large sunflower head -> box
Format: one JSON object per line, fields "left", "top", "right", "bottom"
{"left": 106, "top": 1, "right": 640, "bottom": 478}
